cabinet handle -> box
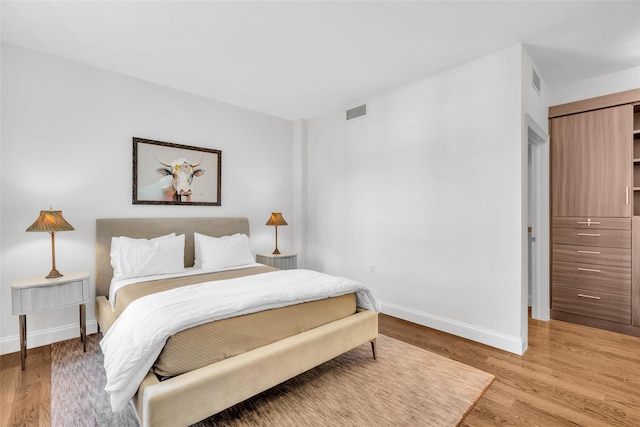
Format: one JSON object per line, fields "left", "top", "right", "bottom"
{"left": 577, "top": 233, "right": 601, "bottom": 237}
{"left": 577, "top": 220, "right": 601, "bottom": 226}
{"left": 577, "top": 250, "right": 601, "bottom": 255}
{"left": 577, "top": 267, "right": 601, "bottom": 273}
{"left": 626, "top": 186, "right": 629, "bottom": 205}
{"left": 577, "top": 293, "right": 601, "bottom": 300}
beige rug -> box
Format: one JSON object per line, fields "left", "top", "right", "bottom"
{"left": 52, "top": 333, "right": 493, "bottom": 426}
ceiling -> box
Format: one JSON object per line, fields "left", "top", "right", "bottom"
{"left": 2, "top": 1, "right": 639, "bottom": 120}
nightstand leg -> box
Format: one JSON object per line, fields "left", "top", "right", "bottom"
{"left": 19, "top": 315, "right": 27, "bottom": 370}
{"left": 79, "top": 304, "right": 86, "bottom": 352}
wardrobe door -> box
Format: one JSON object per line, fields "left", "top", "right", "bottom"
{"left": 551, "top": 105, "right": 632, "bottom": 218}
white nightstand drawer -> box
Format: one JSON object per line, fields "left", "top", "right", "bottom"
{"left": 13, "top": 280, "right": 86, "bottom": 313}
{"left": 256, "top": 253, "right": 297, "bottom": 270}
{"left": 11, "top": 272, "right": 90, "bottom": 315}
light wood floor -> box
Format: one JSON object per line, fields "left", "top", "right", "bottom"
{"left": 1, "top": 344, "right": 50, "bottom": 427}
{"left": 1, "top": 313, "right": 640, "bottom": 426}
{"left": 380, "top": 313, "right": 640, "bottom": 426}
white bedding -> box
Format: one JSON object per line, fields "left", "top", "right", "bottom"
{"left": 108, "top": 263, "right": 264, "bottom": 309}
{"left": 100, "top": 268, "right": 379, "bottom": 412}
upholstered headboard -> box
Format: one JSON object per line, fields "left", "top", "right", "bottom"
{"left": 95, "top": 217, "right": 250, "bottom": 297}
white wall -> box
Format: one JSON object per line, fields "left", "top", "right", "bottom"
{"left": 550, "top": 66, "right": 640, "bottom": 106}
{"left": 291, "top": 119, "right": 308, "bottom": 268}
{"left": 521, "top": 47, "right": 551, "bottom": 326}
{"left": 305, "top": 45, "right": 528, "bottom": 354}
{"left": 0, "top": 43, "right": 293, "bottom": 354}
{"left": 522, "top": 49, "right": 549, "bottom": 132}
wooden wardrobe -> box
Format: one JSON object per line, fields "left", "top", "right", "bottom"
{"left": 550, "top": 88, "right": 640, "bottom": 336}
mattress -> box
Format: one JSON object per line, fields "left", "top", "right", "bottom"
{"left": 107, "top": 267, "right": 358, "bottom": 378}
{"left": 153, "top": 293, "right": 356, "bottom": 378}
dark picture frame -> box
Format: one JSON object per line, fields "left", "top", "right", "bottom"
{"left": 132, "top": 137, "right": 222, "bottom": 206}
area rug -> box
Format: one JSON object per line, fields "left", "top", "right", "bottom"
{"left": 51, "top": 333, "right": 493, "bottom": 426}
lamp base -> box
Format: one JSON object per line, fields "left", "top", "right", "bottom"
{"left": 272, "top": 248, "right": 281, "bottom": 255}
{"left": 46, "top": 268, "right": 63, "bottom": 279}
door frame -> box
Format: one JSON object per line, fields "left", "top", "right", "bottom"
{"left": 526, "top": 114, "right": 550, "bottom": 321}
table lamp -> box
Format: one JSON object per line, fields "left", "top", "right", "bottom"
{"left": 26, "top": 208, "right": 75, "bottom": 279}
{"left": 265, "top": 212, "right": 287, "bottom": 255}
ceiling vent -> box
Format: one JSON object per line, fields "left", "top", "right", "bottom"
{"left": 346, "top": 104, "right": 367, "bottom": 120}
{"left": 532, "top": 68, "right": 541, "bottom": 95}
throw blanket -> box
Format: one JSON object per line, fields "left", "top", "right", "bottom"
{"left": 100, "top": 269, "right": 380, "bottom": 411}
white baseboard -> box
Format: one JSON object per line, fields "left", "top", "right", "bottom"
{"left": 380, "top": 301, "right": 527, "bottom": 355}
{"left": 0, "top": 320, "right": 99, "bottom": 355}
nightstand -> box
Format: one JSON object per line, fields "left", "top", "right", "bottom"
{"left": 256, "top": 253, "right": 297, "bottom": 270}
{"left": 11, "top": 271, "right": 90, "bottom": 369}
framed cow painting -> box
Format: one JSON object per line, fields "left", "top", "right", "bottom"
{"left": 132, "top": 137, "right": 222, "bottom": 206}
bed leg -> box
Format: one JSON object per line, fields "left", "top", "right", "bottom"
{"left": 97, "top": 323, "right": 101, "bottom": 334}
{"left": 370, "top": 338, "right": 377, "bottom": 360}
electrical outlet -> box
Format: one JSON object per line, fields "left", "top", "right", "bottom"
{"left": 370, "top": 265, "right": 376, "bottom": 275}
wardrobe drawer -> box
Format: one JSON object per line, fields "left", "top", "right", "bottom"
{"left": 552, "top": 244, "right": 631, "bottom": 267}
{"left": 552, "top": 228, "right": 630, "bottom": 248}
{"left": 552, "top": 261, "right": 631, "bottom": 295}
{"left": 552, "top": 285, "right": 631, "bottom": 324}
{"left": 552, "top": 217, "right": 631, "bottom": 230}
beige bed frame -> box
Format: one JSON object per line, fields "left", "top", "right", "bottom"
{"left": 95, "top": 217, "right": 378, "bottom": 427}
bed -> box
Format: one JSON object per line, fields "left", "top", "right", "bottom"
{"left": 95, "top": 217, "right": 379, "bottom": 427}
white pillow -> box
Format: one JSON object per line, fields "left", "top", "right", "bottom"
{"left": 110, "top": 233, "right": 174, "bottom": 274}
{"left": 193, "top": 232, "right": 206, "bottom": 268}
{"left": 110, "top": 233, "right": 177, "bottom": 273}
{"left": 193, "top": 232, "right": 240, "bottom": 267}
{"left": 197, "top": 233, "right": 254, "bottom": 270}
{"left": 110, "top": 233, "right": 185, "bottom": 280}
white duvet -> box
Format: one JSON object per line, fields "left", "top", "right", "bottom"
{"left": 100, "top": 269, "right": 380, "bottom": 412}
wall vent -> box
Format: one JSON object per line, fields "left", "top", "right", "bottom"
{"left": 346, "top": 104, "right": 367, "bottom": 120}
{"left": 532, "top": 68, "right": 541, "bottom": 95}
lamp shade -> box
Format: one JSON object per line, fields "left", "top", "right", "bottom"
{"left": 26, "top": 209, "right": 75, "bottom": 233}
{"left": 265, "top": 212, "right": 288, "bottom": 227}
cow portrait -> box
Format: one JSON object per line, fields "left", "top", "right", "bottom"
{"left": 138, "top": 157, "right": 204, "bottom": 202}
{"left": 157, "top": 157, "right": 205, "bottom": 202}
{"left": 133, "top": 138, "right": 221, "bottom": 206}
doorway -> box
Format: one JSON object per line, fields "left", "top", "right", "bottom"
{"left": 526, "top": 114, "right": 550, "bottom": 320}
